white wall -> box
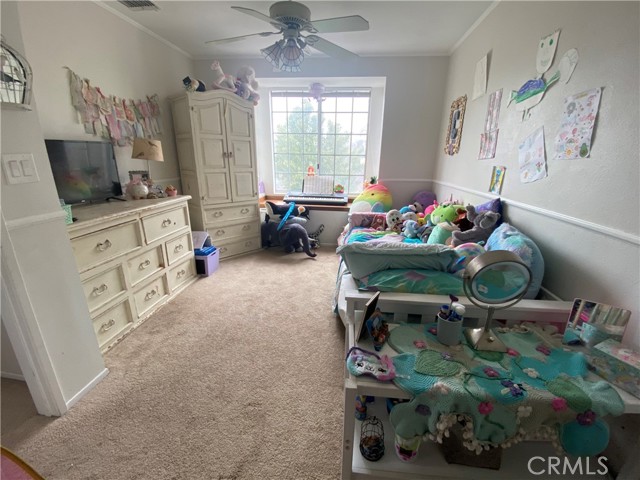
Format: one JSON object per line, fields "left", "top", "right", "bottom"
{"left": 194, "top": 55, "right": 450, "bottom": 207}
{"left": 432, "top": 2, "right": 640, "bottom": 349}
{"left": 17, "top": 1, "right": 193, "bottom": 190}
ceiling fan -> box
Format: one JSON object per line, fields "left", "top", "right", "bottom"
{"left": 205, "top": 1, "right": 369, "bottom": 72}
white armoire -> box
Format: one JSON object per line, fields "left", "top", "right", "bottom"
{"left": 170, "top": 90, "right": 261, "bottom": 259}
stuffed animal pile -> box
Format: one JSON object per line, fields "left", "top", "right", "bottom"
{"left": 261, "top": 201, "right": 317, "bottom": 258}
{"left": 181, "top": 61, "right": 260, "bottom": 105}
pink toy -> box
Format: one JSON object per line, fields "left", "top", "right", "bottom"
{"left": 210, "top": 61, "right": 236, "bottom": 93}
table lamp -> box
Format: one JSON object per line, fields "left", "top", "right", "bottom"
{"left": 462, "top": 250, "right": 532, "bottom": 352}
{"left": 132, "top": 138, "right": 163, "bottom": 177}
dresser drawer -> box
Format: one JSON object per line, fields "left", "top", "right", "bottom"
{"left": 82, "top": 265, "right": 126, "bottom": 313}
{"left": 168, "top": 257, "right": 196, "bottom": 291}
{"left": 133, "top": 276, "right": 168, "bottom": 317}
{"left": 72, "top": 221, "right": 142, "bottom": 272}
{"left": 209, "top": 221, "right": 259, "bottom": 243}
{"left": 127, "top": 245, "right": 164, "bottom": 286}
{"left": 204, "top": 204, "right": 259, "bottom": 226}
{"left": 216, "top": 235, "right": 261, "bottom": 259}
{"left": 142, "top": 205, "right": 189, "bottom": 244}
{"left": 93, "top": 299, "right": 133, "bottom": 349}
{"left": 166, "top": 232, "right": 193, "bottom": 265}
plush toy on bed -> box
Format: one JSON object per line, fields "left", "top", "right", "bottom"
{"left": 449, "top": 242, "right": 486, "bottom": 276}
{"left": 210, "top": 60, "right": 237, "bottom": 93}
{"left": 349, "top": 183, "right": 393, "bottom": 213}
{"left": 386, "top": 209, "right": 403, "bottom": 233}
{"left": 430, "top": 202, "right": 464, "bottom": 224}
{"left": 412, "top": 190, "right": 437, "bottom": 214}
{"left": 450, "top": 204, "right": 501, "bottom": 247}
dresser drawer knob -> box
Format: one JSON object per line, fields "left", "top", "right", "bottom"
{"left": 139, "top": 259, "right": 151, "bottom": 270}
{"left": 96, "top": 239, "right": 112, "bottom": 251}
{"left": 161, "top": 218, "right": 172, "bottom": 227}
{"left": 213, "top": 211, "right": 223, "bottom": 218}
{"left": 92, "top": 284, "right": 109, "bottom": 296}
{"left": 220, "top": 247, "right": 228, "bottom": 254}
{"left": 242, "top": 225, "right": 250, "bottom": 231}
{"left": 99, "top": 319, "right": 115, "bottom": 333}
{"left": 174, "top": 244, "right": 184, "bottom": 253}
{"left": 145, "top": 289, "right": 157, "bottom": 301}
{"left": 216, "top": 229, "right": 225, "bottom": 236}
{"left": 241, "top": 208, "right": 250, "bottom": 214}
{"left": 177, "top": 269, "right": 186, "bottom": 278}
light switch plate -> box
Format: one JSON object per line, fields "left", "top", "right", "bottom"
{"left": 2, "top": 153, "right": 39, "bottom": 184}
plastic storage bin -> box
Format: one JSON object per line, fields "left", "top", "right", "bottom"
{"left": 192, "top": 231, "right": 218, "bottom": 276}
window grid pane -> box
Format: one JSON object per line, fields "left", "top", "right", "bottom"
{"left": 271, "top": 90, "right": 370, "bottom": 194}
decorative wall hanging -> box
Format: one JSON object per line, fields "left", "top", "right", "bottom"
{"left": 508, "top": 30, "right": 562, "bottom": 116}
{"left": 0, "top": 35, "right": 33, "bottom": 109}
{"left": 444, "top": 95, "right": 467, "bottom": 155}
{"left": 489, "top": 166, "right": 506, "bottom": 194}
{"left": 65, "top": 67, "right": 162, "bottom": 146}
{"left": 553, "top": 87, "right": 601, "bottom": 160}
{"left": 472, "top": 54, "right": 488, "bottom": 101}
{"left": 479, "top": 89, "right": 503, "bottom": 160}
{"left": 518, "top": 126, "right": 547, "bottom": 183}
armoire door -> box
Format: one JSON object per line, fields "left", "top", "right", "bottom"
{"left": 225, "top": 100, "right": 258, "bottom": 203}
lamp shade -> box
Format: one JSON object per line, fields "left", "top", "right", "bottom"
{"left": 132, "top": 138, "right": 163, "bottom": 162}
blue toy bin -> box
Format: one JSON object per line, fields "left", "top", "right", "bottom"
{"left": 192, "top": 231, "right": 218, "bottom": 276}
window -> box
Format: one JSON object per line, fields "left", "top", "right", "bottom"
{"left": 271, "top": 89, "right": 370, "bottom": 195}
{"left": 255, "top": 77, "right": 385, "bottom": 197}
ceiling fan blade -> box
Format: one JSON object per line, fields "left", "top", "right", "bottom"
{"left": 231, "top": 6, "right": 288, "bottom": 29}
{"left": 205, "top": 31, "right": 280, "bottom": 45}
{"left": 307, "top": 15, "right": 369, "bottom": 34}
{"left": 305, "top": 35, "right": 359, "bottom": 59}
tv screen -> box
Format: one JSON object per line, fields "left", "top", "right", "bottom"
{"left": 45, "top": 139, "right": 123, "bottom": 205}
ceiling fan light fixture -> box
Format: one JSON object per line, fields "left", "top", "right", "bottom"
{"left": 281, "top": 38, "right": 304, "bottom": 69}
{"left": 261, "top": 39, "right": 284, "bottom": 68}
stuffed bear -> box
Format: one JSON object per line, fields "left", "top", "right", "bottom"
{"left": 235, "top": 65, "right": 260, "bottom": 105}
{"left": 386, "top": 209, "right": 403, "bottom": 233}
{"left": 183, "top": 76, "right": 205, "bottom": 92}
{"left": 450, "top": 204, "right": 501, "bottom": 247}
{"left": 210, "top": 61, "right": 236, "bottom": 92}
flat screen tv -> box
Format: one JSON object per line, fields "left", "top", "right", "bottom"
{"left": 45, "top": 139, "right": 123, "bottom": 205}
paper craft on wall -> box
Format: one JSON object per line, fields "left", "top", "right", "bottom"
{"left": 472, "top": 54, "right": 488, "bottom": 100}
{"left": 478, "top": 88, "right": 503, "bottom": 160}
{"left": 554, "top": 87, "right": 602, "bottom": 160}
{"left": 558, "top": 48, "right": 579, "bottom": 84}
{"left": 65, "top": 67, "right": 162, "bottom": 146}
{"left": 508, "top": 30, "right": 562, "bottom": 115}
{"left": 518, "top": 126, "right": 547, "bottom": 183}
{"left": 489, "top": 166, "right": 506, "bottom": 194}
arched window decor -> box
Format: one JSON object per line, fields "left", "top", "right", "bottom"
{"left": 1, "top": 35, "right": 33, "bottom": 109}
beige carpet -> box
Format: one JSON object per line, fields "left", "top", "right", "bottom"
{"left": 1, "top": 249, "right": 345, "bottom": 480}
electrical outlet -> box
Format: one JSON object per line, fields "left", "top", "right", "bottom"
{"left": 2, "top": 153, "right": 39, "bottom": 184}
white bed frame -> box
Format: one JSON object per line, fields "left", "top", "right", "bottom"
{"left": 338, "top": 283, "right": 640, "bottom": 480}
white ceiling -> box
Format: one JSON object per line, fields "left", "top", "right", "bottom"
{"left": 101, "top": 1, "right": 496, "bottom": 59}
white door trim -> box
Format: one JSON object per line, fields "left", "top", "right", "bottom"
{"left": 1, "top": 213, "right": 67, "bottom": 416}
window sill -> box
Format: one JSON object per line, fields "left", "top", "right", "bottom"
{"left": 260, "top": 195, "right": 352, "bottom": 212}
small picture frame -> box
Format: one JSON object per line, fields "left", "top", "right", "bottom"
{"left": 445, "top": 95, "right": 467, "bottom": 155}
{"left": 356, "top": 291, "right": 381, "bottom": 342}
{"left": 128, "top": 170, "right": 149, "bottom": 183}
{"left": 489, "top": 166, "right": 506, "bottom": 194}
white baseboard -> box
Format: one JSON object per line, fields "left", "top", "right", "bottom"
{"left": 1, "top": 371, "right": 25, "bottom": 381}
{"left": 65, "top": 368, "right": 109, "bottom": 410}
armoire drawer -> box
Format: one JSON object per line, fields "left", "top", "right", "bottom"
{"left": 204, "top": 204, "right": 259, "bottom": 226}
{"left": 168, "top": 257, "right": 196, "bottom": 292}
{"left": 216, "top": 235, "right": 261, "bottom": 259}
{"left": 165, "top": 232, "right": 193, "bottom": 265}
{"left": 208, "top": 221, "right": 259, "bottom": 243}
{"left": 133, "top": 276, "right": 168, "bottom": 317}
{"left": 142, "top": 205, "right": 189, "bottom": 244}
{"left": 71, "top": 220, "right": 142, "bottom": 272}
{"left": 127, "top": 245, "right": 164, "bottom": 286}
{"left": 82, "top": 265, "right": 126, "bottom": 313}
{"left": 92, "top": 299, "right": 134, "bottom": 349}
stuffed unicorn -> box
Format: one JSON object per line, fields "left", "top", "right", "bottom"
{"left": 210, "top": 60, "right": 236, "bottom": 93}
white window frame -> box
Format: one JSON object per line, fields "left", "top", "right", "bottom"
{"left": 255, "top": 77, "right": 386, "bottom": 196}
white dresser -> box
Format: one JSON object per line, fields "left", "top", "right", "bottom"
{"left": 170, "top": 90, "right": 261, "bottom": 260}
{"left": 68, "top": 196, "right": 197, "bottom": 352}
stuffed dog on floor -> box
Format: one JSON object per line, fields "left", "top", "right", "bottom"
{"left": 261, "top": 219, "right": 317, "bottom": 257}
